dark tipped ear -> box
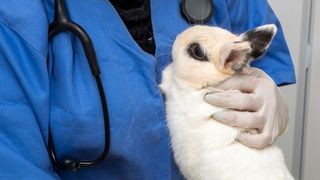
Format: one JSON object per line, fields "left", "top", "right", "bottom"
{"left": 240, "top": 24, "right": 277, "bottom": 59}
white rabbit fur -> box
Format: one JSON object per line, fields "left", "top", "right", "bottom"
{"left": 160, "top": 25, "right": 294, "bottom": 180}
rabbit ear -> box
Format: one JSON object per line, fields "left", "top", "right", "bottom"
{"left": 219, "top": 41, "right": 252, "bottom": 72}
{"left": 240, "top": 24, "right": 277, "bottom": 59}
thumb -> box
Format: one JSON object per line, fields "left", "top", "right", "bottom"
{"left": 236, "top": 132, "right": 273, "bottom": 149}
{"left": 238, "top": 67, "right": 255, "bottom": 75}
{"left": 216, "top": 75, "right": 257, "bottom": 92}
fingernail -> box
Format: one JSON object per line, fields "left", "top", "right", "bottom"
{"left": 212, "top": 111, "right": 225, "bottom": 121}
{"left": 205, "top": 93, "right": 219, "bottom": 102}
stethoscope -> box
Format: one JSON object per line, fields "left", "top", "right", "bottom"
{"left": 48, "top": 0, "right": 214, "bottom": 172}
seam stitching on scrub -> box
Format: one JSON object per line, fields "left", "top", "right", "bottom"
{"left": 0, "top": 19, "right": 46, "bottom": 58}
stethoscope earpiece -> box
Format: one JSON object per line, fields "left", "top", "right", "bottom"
{"left": 181, "top": 0, "right": 214, "bottom": 24}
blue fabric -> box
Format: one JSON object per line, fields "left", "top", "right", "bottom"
{"left": 0, "top": 0, "right": 295, "bottom": 179}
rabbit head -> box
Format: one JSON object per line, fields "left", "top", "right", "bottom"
{"left": 170, "top": 24, "right": 277, "bottom": 89}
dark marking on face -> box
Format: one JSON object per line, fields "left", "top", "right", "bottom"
{"left": 187, "top": 42, "right": 208, "bottom": 61}
{"left": 242, "top": 28, "right": 275, "bottom": 59}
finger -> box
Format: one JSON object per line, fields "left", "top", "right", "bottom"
{"left": 238, "top": 67, "right": 258, "bottom": 76}
{"left": 212, "top": 111, "right": 262, "bottom": 129}
{"left": 217, "top": 75, "right": 258, "bottom": 93}
{"left": 204, "top": 91, "right": 262, "bottom": 111}
{"left": 236, "top": 132, "right": 273, "bottom": 149}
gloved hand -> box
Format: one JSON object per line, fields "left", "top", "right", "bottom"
{"left": 204, "top": 67, "right": 289, "bottom": 149}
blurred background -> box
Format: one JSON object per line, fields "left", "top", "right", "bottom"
{"left": 269, "top": 0, "right": 320, "bottom": 179}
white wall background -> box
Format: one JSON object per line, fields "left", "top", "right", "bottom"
{"left": 269, "top": 0, "right": 320, "bottom": 179}
{"left": 268, "top": 0, "right": 303, "bottom": 173}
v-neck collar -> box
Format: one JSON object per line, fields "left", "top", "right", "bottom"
{"left": 58, "top": 0, "right": 222, "bottom": 83}
{"left": 102, "top": 0, "right": 156, "bottom": 59}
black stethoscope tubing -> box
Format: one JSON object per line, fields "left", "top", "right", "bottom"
{"left": 48, "top": 0, "right": 110, "bottom": 171}
{"left": 47, "top": 0, "right": 213, "bottom": 172}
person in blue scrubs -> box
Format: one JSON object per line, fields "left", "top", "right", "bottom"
{"left": 0, "top": 0, "right": 295, "bottom": 179}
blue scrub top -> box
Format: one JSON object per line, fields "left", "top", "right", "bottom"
{"left": 0, "top": 0, "right": 295, "bottom": 179}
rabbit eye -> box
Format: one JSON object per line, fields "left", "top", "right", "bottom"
{"left": 187, "top": 43, "right": 208, "bottom": 61}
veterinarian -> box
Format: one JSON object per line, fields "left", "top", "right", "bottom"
{"left": 0, "top": 0, "right": 295, "bottom": 179}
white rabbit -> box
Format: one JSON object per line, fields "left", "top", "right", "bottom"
{"left": 160, "top": 24, "right": 294, "bottom": 180}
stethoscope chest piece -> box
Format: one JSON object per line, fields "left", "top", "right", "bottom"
{"left": 181, "top": 0, "right": 214, "bottom": 24}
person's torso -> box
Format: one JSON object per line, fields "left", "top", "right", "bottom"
{"left": 0, "top": 0, "right": 232, "bottom": 179}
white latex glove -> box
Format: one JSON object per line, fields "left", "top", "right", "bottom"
{"left": 204, "top": 67, "right": 288, "bottom": 148}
